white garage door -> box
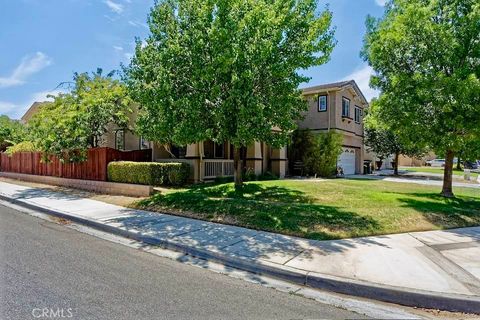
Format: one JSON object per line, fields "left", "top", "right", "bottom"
{"left": 338, "top": 148, "right": 356, "bottom": 175}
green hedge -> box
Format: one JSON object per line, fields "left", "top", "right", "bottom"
{"left": 107, "top": 161, "right": 190, "bottom": 186}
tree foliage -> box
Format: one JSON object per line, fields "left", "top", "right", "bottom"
{"left": 364, "top": 125, "right": 424, "bottom": 174}
{"left": 362, "top": 0, "right": 480, "bottom": 196}
{"left": 0, "top": 115, "right": 26, "bottom": 151}
{"left": 5, "top": 141, "right": 38, "bottom": 155}
{"left": 28, "top": 70, "right": 132, "bottom": 161}
{"left": 125, "top": 0, "right": 336, "bottom": 186}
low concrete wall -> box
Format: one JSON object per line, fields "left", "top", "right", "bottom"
{"left": 0, "top": 172, "right": 153, "bottom": 197}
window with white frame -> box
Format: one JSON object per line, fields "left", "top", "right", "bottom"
{"left": 318, "top": 95, "right": 327, "bottom": 112}
{"left": 342, "top": 97, "right": 350, "bottom": 117}
{"left": 354, "top": 106, "right": 361, "bottom": 123}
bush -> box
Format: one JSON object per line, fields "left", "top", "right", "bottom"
{"left": 5, "top": 141, "right": 38, "bottom": 156}
{"left": 290, "top": 130, "right": 343, "bottom": 178}
{"left": 257, "top": 171, "right": 279, "bottom": 181}
{"left": 108, "top": 161, "right": 190, "bottom": 186}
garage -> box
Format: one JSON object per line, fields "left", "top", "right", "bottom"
{"left": 338, "top": 148, "right": 356, "bottom": 175}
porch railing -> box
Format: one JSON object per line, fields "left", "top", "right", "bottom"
{"left": 204, "top": 159, "right": 234, "bottom": 179}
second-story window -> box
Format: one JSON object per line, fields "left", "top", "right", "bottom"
{"left": 318, "top": 95, "right": 327, "bottom": 112}
{"left": 354, "top": 106, "right": 361, "bottom": 123}
{"left": 342, "top": 97, "right": 350, "bottom": 117}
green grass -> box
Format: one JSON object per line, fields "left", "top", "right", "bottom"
{"left": 401, "top": 166, "right": 479, "bottom": 179}
{"left": 136, "top": 179, "right": 480, "bottom": 240}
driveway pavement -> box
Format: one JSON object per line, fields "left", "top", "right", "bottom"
{"left": 1, "top": 180, "right": 479, "bottom": 312}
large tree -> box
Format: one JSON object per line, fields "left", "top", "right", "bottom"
{"left": 125, "top": 0, "right": 335, "bottom": 187}
{"left": 28, "top": 70, "right": 132, "bottom": 161}
{"left": 362, "top": 0, "right": 480, "bottom": 197}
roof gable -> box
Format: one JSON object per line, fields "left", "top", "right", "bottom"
{"left": 300, "top": 80, "right": 369, "bottom": 106}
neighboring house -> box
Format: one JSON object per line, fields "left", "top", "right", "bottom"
{"left": 364, "top": 151, "right": 394, "bottom": 170}
{"left": 297, "top": 80, "right": 368, "bottom": 175}
{"left": 398, "top": 152, "right": 436, "bottom": 167}
{"left": 20, "top": 101, "right": 49, "bottom": 124}
{"left": 21, "top": 101, "right": 147, "bottom": 152}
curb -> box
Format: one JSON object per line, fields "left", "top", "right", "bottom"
{"left": 2, "top": 193, "right": 480, "bottom": 314}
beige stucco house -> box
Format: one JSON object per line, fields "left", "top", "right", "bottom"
{"left": 21, "top": 80, "right": 368, "bottom": 181}
{"left": 21, "top": 102, "right": 145, "bottom": 152}
{"left": 20, "top": 102, "right": 287, "bottom": 182}
{"left": 298, "top": 80, "right": 368, "bottom": 175}
{"left": 151, "top": 141, "right": 286, "bottom": 182}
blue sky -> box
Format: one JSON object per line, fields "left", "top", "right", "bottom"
{"left": 0, "top": 0, "right": 386, "bottom": 119}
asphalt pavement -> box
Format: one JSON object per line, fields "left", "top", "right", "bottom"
{"left": 0, "top": 204, "right": 364, "bottom": 320}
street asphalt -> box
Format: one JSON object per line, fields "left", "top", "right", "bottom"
{"left": 0, "top": 204, "right": 364, "bottom": 320}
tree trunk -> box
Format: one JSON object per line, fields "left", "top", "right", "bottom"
{"left": 233, "top": 146, "right": 243, "bottom": 188}
{"left": 441, "top": 150, "right": 455, "bottom": 198}
{"left": 456, "top": 156, "right": 461, "bottom": 171}
{"left": 393, "top": 152, "right": 399, "bottom": 176}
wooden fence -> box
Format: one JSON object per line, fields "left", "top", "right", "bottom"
{"left": 0, "top": 147, "right": 152, "bottom": 181}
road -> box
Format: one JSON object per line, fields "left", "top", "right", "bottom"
{"left": 0, "top": 204, "right": 363, "bottom": 320}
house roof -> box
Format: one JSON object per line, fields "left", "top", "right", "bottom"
{"left": 300, "top": 80, "right": 369, "bottom": 105}
{"left": 21, "top": 101, "right": 49, "bottom": 123}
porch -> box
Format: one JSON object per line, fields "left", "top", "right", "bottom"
{"left": 152, "top": 140, "right": 286, "bottom": 182}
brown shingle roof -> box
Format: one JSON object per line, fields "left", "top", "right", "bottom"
{"left": 300, "top": 80, "right": 368, "bottom": 105}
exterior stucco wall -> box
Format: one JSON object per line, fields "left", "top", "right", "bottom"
{"left": 297, "top": 92, "right": 336, "bottom": 130}
{"left": 299, "top": 83, "right": 367, "bottom": 175}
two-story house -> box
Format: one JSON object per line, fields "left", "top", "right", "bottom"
{"left": 20, "top": 80, "right": 367, "bottom": 180}
{"left": 297, "top": 80, "right": 368, "bottom": 175}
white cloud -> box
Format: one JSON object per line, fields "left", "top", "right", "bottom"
{"left": 375, "top": 0, "right": 386, "bottom": 6}
{"left": 104, "top": 0, "right": 124, "bottom": 14}
{"left": 0, "top": 101, "right": 17, "bottom": 115}
{"left": 0, "top": 89, "right": 64, "bottom": 119}
{"left": 341, "top": 64, "right": 380, "bottom": 102}
{"left": 113, "top": 45, "right": 124, "bottom": 51}
{"left": 30, "top": 89, "right": 63, "bottom": 104}
{"left": 0, "top": 52, "right": 52, "bottom": 88}
{"left": 128, "top": 20, "right": 148, "bottom": 29}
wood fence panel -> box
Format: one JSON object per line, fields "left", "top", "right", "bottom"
{"left": 0, "top": 147, "right": 152, "bottom": 181}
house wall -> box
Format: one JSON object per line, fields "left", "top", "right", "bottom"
{"left": 297, "top": 92, "right": 336, "bottom": 130}
{"left": 298, "top": 87, "right": 366, "bottom": 174}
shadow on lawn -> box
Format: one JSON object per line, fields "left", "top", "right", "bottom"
{"left": 138, "top": 183, "right": 380, "bottom": 241}
{"left": 396, "top": 192, "right": 480, "bottom": 230}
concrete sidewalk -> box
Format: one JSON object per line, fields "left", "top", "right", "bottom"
{"left": 1, "top": 180, "right": 479, "bottom": 313}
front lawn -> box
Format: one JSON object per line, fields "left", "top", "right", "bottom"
{"left": 136, "top": 179, "right": 480, "bottom": 240}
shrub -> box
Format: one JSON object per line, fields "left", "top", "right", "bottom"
{"left": 257, "top": 171, "right": 279, "bottom": 181}
{"left": 290, "top": 130, "right": 343, "bottom": 178}
{"left": 214, "top": 176, "right": 234, "bottom": 184}
{"left": 243, "top": 167, "right": 257, "bottom": 181}
{"left": 5, "top": 141, "right": 38, "bottom": 156}
{"left": 108, "top": 161, "right": 190, "bottom": 186}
